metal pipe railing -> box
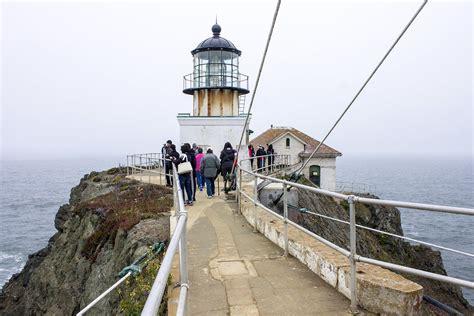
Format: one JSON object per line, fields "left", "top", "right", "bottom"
{"left": 248, "top": 153, "right": 291, "bottom": 174}
{"left": 76, "top": 154, "right": 177, "bottom": 316}
{"left": 236, "top": 157, "right": 474, "bottom": 313}
{"left": 77, "top": 272, "right": 132, "bottom": 316}
{"left": 141, "top": 163, "right": 188, "bottom": 315}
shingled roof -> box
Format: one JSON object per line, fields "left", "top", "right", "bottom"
{"left": 249, "top": 126, "right": 342, "bottom": 158}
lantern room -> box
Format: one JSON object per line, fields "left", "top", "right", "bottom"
{"left": 183, "top": 23, "right": 249, "bottom": 117}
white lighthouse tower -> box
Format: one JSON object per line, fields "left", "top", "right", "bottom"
{"left": 178, "top": 23, "right": 250, "bottom": 156}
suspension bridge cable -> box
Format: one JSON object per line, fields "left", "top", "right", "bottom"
{"left": 232, "top": 0, "right": 281, "bottom": 175}
{"left": 295, "top": 0, "right": 428, "bottom": 176}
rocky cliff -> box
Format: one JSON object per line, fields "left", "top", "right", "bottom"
{"left": 0, "top": 168, "right": 172, "bottom": 315}
{"left": 271, "top": 178, "right": 473, "bottom": 315}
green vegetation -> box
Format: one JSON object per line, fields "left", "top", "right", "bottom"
{"left": 80, "top": 183, "right": 173, "bottom": 261}
{"left": 92, "top": 176, "right": 102, "bottom": 182}
{"left": 107, "top": 167, "right": 123, "bottom": 175}
{"left": 118, "top": 257, "right": 169, "bottom": 315}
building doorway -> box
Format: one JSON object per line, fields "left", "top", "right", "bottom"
{"left": 309, "top": 165, "right": 321, "bottom": 187}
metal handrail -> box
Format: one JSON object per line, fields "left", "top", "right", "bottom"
{"left": 235, "top": 157, "right": 474, "bottom": 311}
{"left": 337, "top": 181, "right": 377, "bottom": 195}
{"left": 183, "top": 72, "right": 249, "bottom": 91}
{"left": 141, "top": 162, "right": 189, "bottom": 315}
{"left": 247, "top": 153, "right": 291, "bottom": 174}
{"left": 76, "top": 155, "right": 184, "bottom": 315}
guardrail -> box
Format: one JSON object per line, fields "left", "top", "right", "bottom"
{"left": 235, "top": 157, "right": 474, "bottom": 312}
{"left": 337, "top": 181, "right": 377, "bottom": 195}
{"left": 77, "top": 155, "right": 189, "bottom": 315}
{"left": 183, "top": 72, "right": 249, "bottom": 92}
{"left": 248, "top": 153, "right": 291, "bottom": 174}
{"left": 141, "top": 160, "right": 189, "bottom": 316}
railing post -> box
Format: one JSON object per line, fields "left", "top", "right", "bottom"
{"left": 173, "top": 170, "right": 178, "bottom": 216}
{"left": 348, "top": 195, "right": 358, "bottom": 312}
{"left": 179, "top": 203, "right": 188, "bottom": 305}
{"left": 139, "top": 156, "right": 143, "bottom": 182}
{"left": 160, "top": 156, "right": 163, "bottom": 186}
{"left": 253, "top": 175, "right": 258, "bottom": 233}
{"left": 238, "top": 167, "right": 242, "bottom": 215}
{"left": 283, "top": 183, "right": 289, "bottom": 257}
{"left": 126, "top": 155, "right": 129, "bottom": 176}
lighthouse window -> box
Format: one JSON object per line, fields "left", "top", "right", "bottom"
{"left": 286, "top": 138, "right": 290, "bottom": 148}
{"left": 191, "top": 51, "right": 240, "bottom": 89}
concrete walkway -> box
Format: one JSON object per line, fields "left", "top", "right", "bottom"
{"left": 168, "top": 187, "right": 351, "bottom": 315}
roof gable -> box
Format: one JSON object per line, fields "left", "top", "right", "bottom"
{"left": 249, "top": 126, "right": 342, "bottom": 156}
{"left": 271, "top": 131, "right": 308, "bottom": 146}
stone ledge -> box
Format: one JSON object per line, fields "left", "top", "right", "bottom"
{"left": 239, "top": 184, "right": 423, "bottom": 315}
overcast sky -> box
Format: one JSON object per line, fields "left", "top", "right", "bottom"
{"left": 1, "top": 0, "right": 472, "bottom": 160}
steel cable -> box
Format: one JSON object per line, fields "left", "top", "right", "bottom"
{"left": 232, "top": 0, "right": 281, "bottom": 175}
{"left": 295, "top": 0, "right": 428, "bottom": 175}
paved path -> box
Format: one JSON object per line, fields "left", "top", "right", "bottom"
{"left": 130, "top": 173, "right": 351, "bottom": 315}
{"left": 172, "top": 190, "right": 350, "bottom": 315}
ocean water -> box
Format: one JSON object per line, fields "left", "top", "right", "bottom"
{"left": 0, "top": 156, "right": 472, "bottom": 305}
{"left": 337, "top": 155, "right": 473, "bottom": 304}
{"left": 0, "top": 158, "right": 124, "bottom": 290}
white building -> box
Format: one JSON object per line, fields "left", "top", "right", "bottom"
{"left": 178, "top": 23, "right": 250, "bottom": 157}
{"left": 250, "top": 126, "right": 342, "bottom": 191}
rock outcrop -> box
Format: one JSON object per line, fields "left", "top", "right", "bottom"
{"left": 0, "top": 168, "right": 172, "bottom": 315}
{"left": 269, "top": 180, "right": 473, "bottom": 315}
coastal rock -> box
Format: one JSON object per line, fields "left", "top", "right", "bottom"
{"left": 0, "top": 169, "right": 173, "bottom": 315}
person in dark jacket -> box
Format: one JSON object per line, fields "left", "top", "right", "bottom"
{"left": 248, "top": 144, "right": 255, "bottom": 170}
{"left": 171, "top": 144, "right": 194, "bottom": 205}
{"left": 220, "top": 142, "right": 236, "bottom": 179}
{"left": 165, "top": 140, "right": 175, "bottom": 187}
{"left": 256, "top": 145, "right": 266, "bottom": 172}
{"left": 200, "top": 148, "right": 220, "bottom": 198}
{"left": 266, "top": 144, "right": 275, "bottom": 172}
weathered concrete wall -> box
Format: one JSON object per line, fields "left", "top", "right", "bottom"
{"left": 239, "top": 182, "right": 423, "bottom": 315}
{"left": 300, "top": 157, "right": 337, "bottom": 191}
{"left": 178, "top": 116, "right": 248, "bottom": 156}
{"left": 270, "top": 134, "right": 304, "bottom": 165}
{"left": 258, "top": 182, "right": 298, "bottom": 207}
{"left": 193, "top": 89, "right": 239, "bottom": 116}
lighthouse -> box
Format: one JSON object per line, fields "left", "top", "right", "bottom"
{"left": 178, "top": 22, "right": 250, "bottom": 156}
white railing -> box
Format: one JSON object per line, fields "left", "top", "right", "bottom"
{"left": 337, "top": 181, "right": 377, "bottom": 195}
{"left": 140, "top": 164, "right": 189, "bottom": 315}
{"left": 77, "top": 154, "right": 189, "bottom": 315}
{"left": 248, "top": 153, "right": 291, "bottom": 174}
{"left": 235, "top": 157, "right": 474, "bottom": 312}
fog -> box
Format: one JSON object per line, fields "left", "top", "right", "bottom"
{"left": 1, "top": 0, "right": 472, "bottom": 160}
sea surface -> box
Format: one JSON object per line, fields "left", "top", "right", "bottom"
{"left": 0, "top": 156, "right": 472, "bottom": 304}
{"left": 337, "top": 155, "right": 473, "bottom": 304}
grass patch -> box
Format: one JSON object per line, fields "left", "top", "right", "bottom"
{"left": 80, "top": 183, "right": 172, "bottom": 261}
{"left": 118, "top": 257, "right": 169, "bottom": 315}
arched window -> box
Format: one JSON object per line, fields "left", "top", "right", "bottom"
{"left": 286, "top": 138, "right": 290, "bottom": 148}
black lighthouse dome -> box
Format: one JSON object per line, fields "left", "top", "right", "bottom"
{"left": 183, "top": 22, "right": 249, "bottom": 96}
{"left": 191, "top": 23, "right": 241, "bottom": 56}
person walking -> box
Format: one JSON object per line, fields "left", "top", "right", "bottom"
{"left": 220, "top": 141, "right": 236, "bottom": 177}
{"left": 183, "top": 143, "right": 197, "bottom": 201}
{"left": 248, "top": 144, "right": 255, "bottom": 170}
{"left": 164, "top": 140, "right": 174, "bottom": 187}
{"left": 171, "top": 144, "right": 194, "bottom": 205}
{"left": 195, "top": 147, "right": 205, "bottom": 191}
{"left": 266, "top": 144, "right": 275, "bottom": 172}
{"left": 200, "top": 148, "right": 220, "bottom": 198}
{"left": 256, "top": 145, "right": 266, "bottom": 172}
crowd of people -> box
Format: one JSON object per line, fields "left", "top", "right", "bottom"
{"left": 247, "top": 143, "right": 275, "bottom": 172}
{"left": 161, "top": 140, "right": 238, "bottom": 204}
